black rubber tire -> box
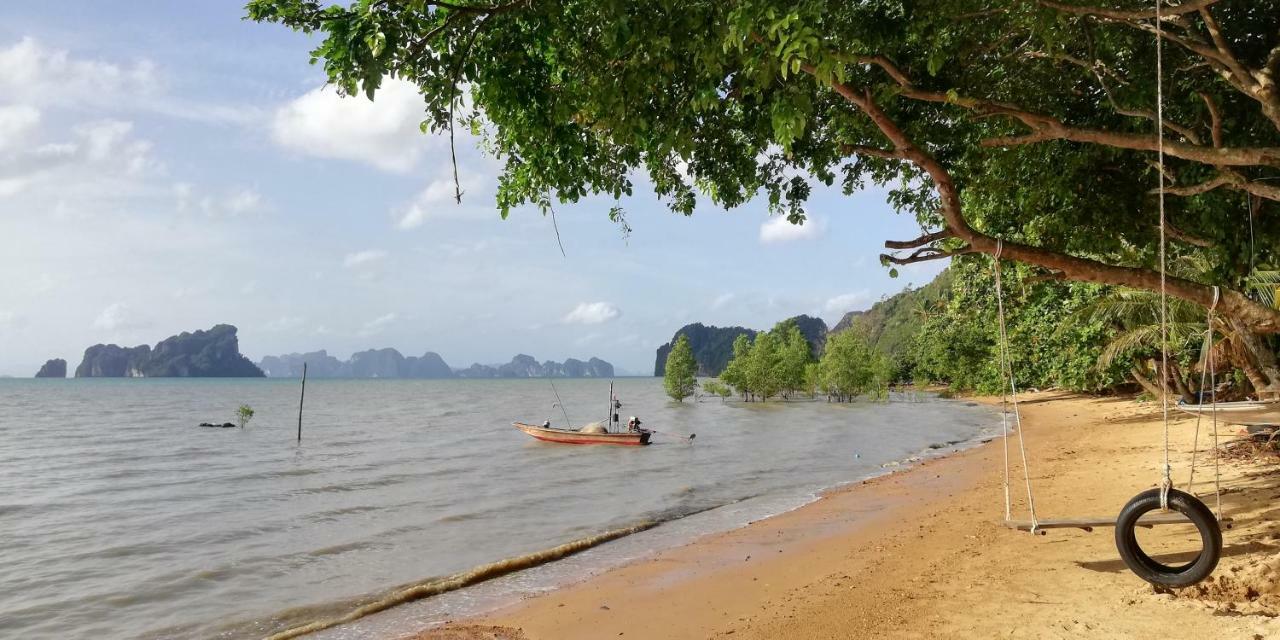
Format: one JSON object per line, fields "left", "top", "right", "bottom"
{"left": 1114, "top": 488, "right": 1221, "bottom": 588}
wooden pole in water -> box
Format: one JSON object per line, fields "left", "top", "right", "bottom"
{"left": 297, "top": 362, "right": 307, "bottom": 443}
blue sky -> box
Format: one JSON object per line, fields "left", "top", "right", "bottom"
{"left": 0, "top": 2, "right": 945, "bottom": 376}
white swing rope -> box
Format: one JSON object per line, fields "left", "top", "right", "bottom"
{"left": 1155, "top": 0, "right": 1174, "bottom": 512}
{"left": 1187, "top": 287, "right": 1224, "bottom": 519}
{"left": 993, "top": 240, "right": 1039, "bottom": 530}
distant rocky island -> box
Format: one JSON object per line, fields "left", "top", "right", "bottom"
{"left": 654, "top": 314, "right": 828, "bottom": 377}
{"left": 35, "top": 358, "right": 67, "bottom": 378}
{"left": 257, "top": 350, "right": 614, "bottom": 379}
{"left": 74, "top": 324, "right": 264, "bottom": 377}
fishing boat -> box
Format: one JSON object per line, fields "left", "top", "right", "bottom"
{"left": 1176, "top": 399, "right": 1280, "bottom": 426}
{"left": 514, "top": 381, "right": 653, "bottom": 446}
{"left": 513, "top": 421, "right": 651, "bottom": 445}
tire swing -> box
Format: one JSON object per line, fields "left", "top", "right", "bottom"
{"left": 991, "top": 240, "right": 1226, "bottom": 587}
{"left": 1114, "top": 0, "right": 1222, "bottom": 588}
{"left": 993, "top": 6, "right": 1231, "bottom": 577}
{"left": 988, "top": 4, "right": 1226, "bottom": 589}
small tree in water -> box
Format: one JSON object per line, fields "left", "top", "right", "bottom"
{"left": 664, "top": 335, "right": 698, "bottom": 402}
{"left": 237, "top": 404, "right": 255, "bottom": 429}
{"left": 701, "top": 379, "right": 732, "bottom": 402}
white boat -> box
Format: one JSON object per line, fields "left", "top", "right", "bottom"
{"left": 1176, "top": 399, "right": 1280, "bottom": 426}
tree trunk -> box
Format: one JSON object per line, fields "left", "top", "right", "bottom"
{"left": 1166, "top": 359, "right": 1196, "bottom": 404}
{"left": 1131, "top": 359, "right": 1169, "bottom": 399}
{"left": 1226, "top": 316, "right": 1280, "bottom": 399}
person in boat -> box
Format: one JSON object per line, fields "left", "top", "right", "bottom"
{"left": 542, "top": 418, "right": 551, "bottom": 428}
{"left": 626, "top": 416, "right": 643, "bottom": 432}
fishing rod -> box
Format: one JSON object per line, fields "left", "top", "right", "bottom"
{"left": 548, "top": 379, "right": 573, "bottom": 428}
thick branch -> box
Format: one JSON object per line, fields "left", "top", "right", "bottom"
{"left": 1197, "top": 7, "right": 1254, "bottom": 88}
{"left": 1200, "top": 91, "right": 1223, "bottom": 148}
{"left": 1162, "top": 221, "right": 1215, "bottom": 248}
{"left": 1159, "top": 170, "right": 1280, "bottom": 201}
{"left": 855, "top": 56, "right": 1280, "bottom": 168}
{"left": 839, "top": 144, "right": 907, "bottom": 160}
{"left": 884, "top": 229, "right": 953, "bottom": 249}
{"left": 881, "top": 247, "right": 970, "bottom": 265}
{"left": 1039, "top": 0, "right": 1219, "bottom": 21}
{"left": 786, "top": 52, "right": 1280, "bottom": 334}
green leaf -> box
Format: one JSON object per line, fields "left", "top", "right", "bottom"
{"left": 366, "top": 31, "right": 386, "bottom": 58}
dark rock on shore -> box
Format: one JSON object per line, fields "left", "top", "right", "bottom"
{"left": 35, "top": 359, "right": 67, "bottom": 378}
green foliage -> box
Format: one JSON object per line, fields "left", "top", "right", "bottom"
{"left": 909, "top": 260, "right": 1129, "bottom": 394}
{"left": 819, "top": 327, "right": 890, "bottom": 401}
{"left": 248, "top": 0, "right": 1280, "bottom": 284}
{"left": 803, "top": 362, "right": 822, "bottom": 398}
{"left": 719, "top": 319, "right": 818, "bottom": 400}
{"left": 248, "top": 1, "right": 1280, "bottom": 393}
{"left": 700, "top": 379, "right": 733, "bottom": 399}
{"left": 236, "top": 404, "right": 255, "bottom": 429}
{"left": 663, "top": 335, "right": 698, "bottom": 402}
{"left": 720, "top": 334, "right": 751, "bottom": 395}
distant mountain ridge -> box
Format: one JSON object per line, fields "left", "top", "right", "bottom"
{"left": 256, "top": 350, "right": 613, "bottom": 379}
{"left": 75, "top": 325, "right": 264, "bottom": 377}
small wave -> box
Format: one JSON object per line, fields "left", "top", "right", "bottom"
{"left": 262, "top": 521, "right": 658, "bottom": 640}
{"left": 0, "top": 504, "right": 28, "bottom": 516}
{"left": 309, "top": 541, "right": 373, "bottom": 558}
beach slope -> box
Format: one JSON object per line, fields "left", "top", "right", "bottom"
{"left": 417, "top": 393, "right": 1280, "bottom": 639}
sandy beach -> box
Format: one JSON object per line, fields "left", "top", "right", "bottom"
{"left": 411, "top": 393, "right": 1280, "bottom": 639}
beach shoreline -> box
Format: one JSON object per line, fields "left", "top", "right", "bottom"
{"left": 409, "top": 392, "right": 1280, "bottom": 640}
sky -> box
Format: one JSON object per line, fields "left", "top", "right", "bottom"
{"left": 0, "top": 2, "right": 945, "bottom": 377}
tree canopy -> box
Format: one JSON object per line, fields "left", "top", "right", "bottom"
{"left": 663, "top": 334, "right": 698, "bottom": 401}
{"left": 249, "top": 0, "right": 1280, "bottom": 392}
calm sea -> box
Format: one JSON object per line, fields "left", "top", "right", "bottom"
{"left": 0, "top": 378, "right": 995, "bottom": 639}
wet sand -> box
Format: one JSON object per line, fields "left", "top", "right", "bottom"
{"left": 408, "top": 392, "right": 1280, "bottom": 639}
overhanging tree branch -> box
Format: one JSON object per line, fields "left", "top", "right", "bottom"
{"left": 881, "top": 247, "right": 971, "bottom": 265}
{"left": 1038, "top": 0, "right": 1219, "bottom": 21}
{"left": 884, "top": 229, "right": 953, "bottom": 249}
{"left": 786, "top": 51, "right": 1280, "bottom": 335}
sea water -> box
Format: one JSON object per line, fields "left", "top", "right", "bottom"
{"left": 0, "top": 378, "right": 996, "bottom": 639}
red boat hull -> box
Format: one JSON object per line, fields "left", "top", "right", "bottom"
{"left": 513, "top": 422, "right": 651, "bottom": 446}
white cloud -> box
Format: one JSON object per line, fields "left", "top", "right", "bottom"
{"left": 562, "top": 302, "right": 622, "bottom": 325}
{"left": 0, "top": 117, "right": 164, "bottom": 206}
{"left": 272, "top": 79, "right": 430, "bottom": 172}
{"left": 263, "top": 316, "right": 305, "bottom": 332}
{"left": 0, "top": 37, "right": 255, "bottom": 124}
{"left": 0, "top": 310, "right": 16, "bottom": 327}
{"left": 759, "top": 214, "right": 826, "bottom": 244}
{"left": 824, "top": 291, "right": 872, "bottom": 315}
{"left": 224, "top": 189, "right": 263, "bottom": 215}
{"left": 395, "top": 173, "right": 488, "bottom": 229}
{"left": 174, "top": 183, "right": 264, "bottom": 216}
{"left": 343, "top": 249, "right": 387, "bottom": 268}
{"left": 0, "top": 37, "right": 158, "bottom": 108}
{"left": 358, "top": 312, "right": 398, "bottom": 337}
{"left": 0, "top": 176, "right": 30, "bottom": 197}
{"left": 0, "top": 104, "right": 40, "bottom": 154}
{"left": 710, "top": 292, "right": 735, "bottom": 310}
{"left": 92, "top": 303, "right": 142, "bottom": 331}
